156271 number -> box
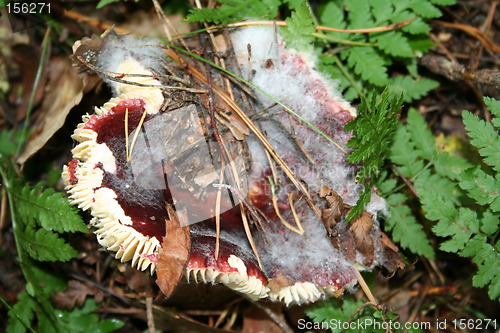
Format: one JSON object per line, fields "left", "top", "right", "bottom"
{"left": 452, "top": 319, "right": 497, "bottom": 330}
{"left": 6, "top": 2, "right": 51, "bottom": 14}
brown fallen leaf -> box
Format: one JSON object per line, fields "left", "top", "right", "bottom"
{"left": 156, "top": 204, "right": 191, "bottom": 298}
{"left": 243, "top": 303, "right": 286, "bottom": 333}
{"left": 17, "top": 56, "right": 95, "bottom": 164}
{"left": 319, "top": 185, "right": 348, "bottom": 235}
{"left": 379, "top": 231, "right": 405, "bottom": 274}
{"left": 349, "top": 211, "right": 375, "bottom": 266}
{"left": 329, "top": 219, "right": 357, "bottom": 264}
{"left": 52, "top": 280, "right": 103, "bottom": 309}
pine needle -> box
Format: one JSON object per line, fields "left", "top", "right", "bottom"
{"left": 268, "top": 177, "right": 304, "bottom": 235}
{"left": 128, "top": 109, "right": 147, "bottom": 162}
{"left": 125, "top": 108, "right": 130, "bottom": 163}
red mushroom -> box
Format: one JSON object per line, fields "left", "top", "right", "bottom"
{"left": 63, "top": 29, "right": 401, "bottom": 306}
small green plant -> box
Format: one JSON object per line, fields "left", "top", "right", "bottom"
{"left": 303, "top": 97, "right": 499, "bottom": 332}
{"left": 305, "top": 297, "right": 412, "bottom": 333}
{"left": 344, "top": 90, "right": 402, "bottom": 221}
{"left": 386, "top": 97, "right": 500, "bottom": 300}
{"left": 0, "top": 128, "right": 124, "bottom": 332}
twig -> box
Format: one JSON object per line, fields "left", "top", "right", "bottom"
{"left": 70, "top": 274, "right": 130, "bottom": 304}
{"left": 354, "top": 267, "right": 378, "bottom": 306}
{"left": 76, "top": 56, "right": 206, "bottom": 93}
{"left": 419, "top": 54, "right": 500, "bottom": 90}
{"left": 0, "top": 188, "right": 7, "bottom": 246}
{"left": 392, "top": 164, "right": 419, "bottom": 199}
{"left": 433, "top": 20, "right": 500, "bottom": 53}
{"left": 63, "top": 9, "right": 130, "bottom": 34}
{"left": 146, "top": 296, "right": 156, "bottom": 333}
{"left": 288, "top": 193, "right": 305, "bottom": 234}
{"left": 203, "top": 18, "right": 415, "bottom": 34}
{"left": 250, "top": 302, "right": 294, "bottom": 333}
{"left": 268, "top": 177, "right": 304, "bottom": 235}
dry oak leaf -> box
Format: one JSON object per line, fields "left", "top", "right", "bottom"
{"left": 156, "top": 205, "right": 191, "bottom": 298}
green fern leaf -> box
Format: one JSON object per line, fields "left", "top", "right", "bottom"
{"left": 187, "top": 0, "right": 281, "bottom": 24}
{"left": 319, "top": 2, "right": 347, "bottom": 40}
{"left": 480, "top": 211, "right": 500, "bottom": 236}
{"left": 388, "top": 76, "right": 439, "bottom": 103}
{"left": 96, "top": 0, "right": 120, "bottom": 9}
{"left": 390, "top": 125, "right": 425, "bottom": 177}
{"left": 0, "top": 130, "right": 23, "bottom": 157}
{"left": 370, "top": 0, "right": 393, "bottom": 24}
{"left": 7, "top": 293, "right": 36, "bottom": 333}
{"left": 13, "top": 183, "right": 87, "bottom": 233}
{"left": 342, "top": 47, "right": 389, "bottom": 86}
{"left": 305, "top": 298, "right": 366, "bottom": 333}
{"left": 422, "top": 191, "right": 457, "bottom": 227}
{"left": 373, "top": 31, "right": 413, "bottom": 58}
{"left": 54, "top": 299, "right": 125, "bottom": 333}
{"left": 280, "top": 2, "right": 316, "bottom": 51}
{"left": 459, "top": 167, "right": 500, "bottom": 210}
{"left": 345, "top": 0, "right": 374, "bottom": 28}
{"left": 402, "top": 17, "right": 432, "bottom": 34}
{"left": 439, "top": 208, "right": 477, "bottom": 253}
{"left": 462, "top": 109, "right": 500, "bottom": 172}
{"left": 284, "top": 0, "right": 303, "bottom": 9}
{"left": 385, "top": 192, "right": 434, "bottom": 258}
{"left": 20, "top": 227, "right": 78, "bottom": 262}
{"left": 345, "top": 90, "right": 402, "bottom": 220}
{"left": 406, "top": 108, "right": 437, "bottom": 161}
{"left": 346, "top": 91, "right": 402, "bottom": 171}
{"left": 463, "top": 236, "right": 500, "bottom": 299}
{"left": 409, "top": 0, "right": 442, "bottom": 18}
{"left": 484, "top": 97, "right": 500, "bottom": 128}
{"left": 433, "top": 152, "right": 472, "bottom": 181}
{"left": 415, "top": 170, "right": 462, "bottom": 203}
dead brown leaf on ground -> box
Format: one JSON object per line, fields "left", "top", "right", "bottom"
{"left": 155, "top": 205, "right": 191, "bottom": 299}
{"left": 349, "top": 211, "right": 375, "bottom": 266}
{"left": 17, "top": 56, "right": 94, "bottom": 164}
{"left": 52, "top": 279, "right": 103, "bottom": 309}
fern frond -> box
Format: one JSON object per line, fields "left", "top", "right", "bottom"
{"left": 305, "top": 298, "right": 367, "bottom": 333}
{"left": 342, "top": 47, "right": 389, "bottom": 86}
{"left": 388, "top": 76, "right": 439, "bottom": 103}
{"left": 280, "top": 2, "right": 315, "bottom": 51}
{"left": 390, "top": 125, "right": 425, "bottom": 177}
{"left": 484, "top": 97, "right": 500, "bottom": 128}
{"left": 345, "top": 0, "right": 374, "bottom": 29}
{"left": 345, "top": 90, "right": 402, "bottom": 220}
{"left": 406, "top": 108, "right": 437, "bottom": 161}
{"left": 390, "top": 97, "right": 500, "bottom": 300}
{"left": 374, "top": 31, "right": 413, "bottom": 57}
{"left": 462, "top": 236, "right": 500, "bottom": 300}
{"left": 7, "top": 293, "right": 36, "bottom": 333}
{"left": 462, "top": 109, "right": 500, "bottom": 172}
{"left": 459, "top": 167, "right": 500, "bottom": 211}
{"left": 13, "top": 183, "right": 87, "bottom": 233}
{"left": 385, "top": 192, "right": 434, "bottom": 258}
{"left": 20, "top": 227, "right": 78, "bottom": 262}
{"left": 187, "top": 0, "right": 281, "bottom": 24}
